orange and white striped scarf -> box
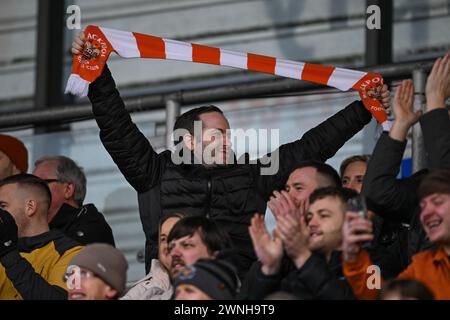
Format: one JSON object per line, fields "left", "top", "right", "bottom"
{"left": 66, "top": 25, "right": 388, "bottom": 126}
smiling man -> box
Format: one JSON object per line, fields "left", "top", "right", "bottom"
{"left": 242, "top": 186, "right": 358, "bottom": 299}
{"left": 343, "top": 169, "right": 450, "bottom": 300}
{"left": 167, "top": 216, "right": 230, "bottom": 278}
{"left": 67, "top": 243, "right": 128, "bottom": 300}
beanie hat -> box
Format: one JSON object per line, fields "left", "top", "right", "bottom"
{"left": 173, "top": 259, "right": 240, "bottom": 300}
{"left": 69, "top": 244, "right": 128, "bottom": 293}
{"left": 0, "top": 134, "right": 28, "bottom": 173}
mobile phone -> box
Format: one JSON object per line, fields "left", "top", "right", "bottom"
{"left": 347, "top": 195, "right": 368, "bottom": 220}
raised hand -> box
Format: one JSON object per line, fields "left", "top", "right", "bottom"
{"left": 268, "top": 190, "right": 304, "bottom": 220}
{"left": 393, "top": 79, "right": 420, "bottom": 126}
{"left": 390, "top": 79, "right": 420, "bottom": 141}
{"left": 276, "top": 211, "right": 311, "bottom": 268}
{"left": 71, "top": 31, "right": 86, "bottom": 56}
{"left": 248, "top": 213, "right": 284, "bottom": 275}
{"left": 342, "top": 211, "right": 374, "bottom": 262}
{"left": 380, "top": 84, "right": 390, "bottom": 109}
{"left": 425, "top": 51, "right": 450, "bottom": 112}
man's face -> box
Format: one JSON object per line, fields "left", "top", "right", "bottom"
{"left": 342, "top": 161, "right": 367, "bottom": 193}
{"left": 0, "top": 184, "right": 28, "bottom": 235}
{"left": 305, "top": 196, "right": 345, "bottom": 254}
{"left": 194, "top": 112, "right": 232, "bottom": 165}
{"left": 286, "top": 167, "right": 319, "bottom": 207}
{"left": 420, "top": 193, "right": 450, "bottom": 245}
{"left": 0, "top": 151, "right": 17, "bottom": 180}
{"left": 67, "top": 267, "right": 117, "bottom": 300}
{"left": 158, "top": 217, "right": 181, "bottom": 271}
{"left": 168, "top": 231, "right": 214, "bottom": 277}
{"left": 175, "top": 284, "right": 211, "bottom": 300}
{"left": 32, "top": 161, "right": 67, "bottom": 222}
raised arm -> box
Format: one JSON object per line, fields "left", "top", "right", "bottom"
{"left": 362, "top": 80, "right": 423, "bottom": 223}
{"left": 258, "top": 89, "right": 389, "bottom": 198}
{"left": 73, "top": 32, "right": 165, "bottom": 192}
{"left": 421, "top": 52, "right": 450, "bottom": 169}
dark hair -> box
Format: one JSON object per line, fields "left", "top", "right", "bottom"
{"left": 339, "top": 155, "right": 371, "bottom": 177}
{"left": 0, "top": 173, "right": 52, "bottom": 210}
{"left": 167, "top": 215, "right": 231, "bottom": 255}
{"left": 173, "top": 105, "right": 223, "bottom": 145}
{"left": 378, "top": 279, "right": 434, "bottom": 300}
{"left": 418, "top": 169, "right": 450, "bottom": 201}
{"left": 309, "top": 186, "right": 358, "bottom": 206}
{"left": 291, "top": 160, "right": 341, "bottom": 188}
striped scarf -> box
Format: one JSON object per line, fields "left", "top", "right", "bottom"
{"left": 65, "top": 25, "right": 388, "bottom": 125}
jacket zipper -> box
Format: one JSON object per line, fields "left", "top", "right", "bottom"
{"left": 205, "top": 178, "right": 212, "bottom": 218}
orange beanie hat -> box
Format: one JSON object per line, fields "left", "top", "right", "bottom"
{"left": 0, "top": 134, "right": 29, "bottom": 173}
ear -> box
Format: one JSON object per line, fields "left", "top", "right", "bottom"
{"left": 183, "top": 133, "right": 196, "bottom": 151}
{"left": 104, "top": 285, "right": 119, "bottom": 300}
{"left": 25, "top": 199, "right": 38, "bottom": 218}
{"left": 63, "top": 182, "right": 76, "bottom": 200}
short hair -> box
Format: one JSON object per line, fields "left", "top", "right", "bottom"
{"left": 417, "top": 169, "right": 450, "bottom": 201}
{"left": 291, "top": 160, "right": 341, "bottom": 188}
{"left": 0, "top": 174, "right": 52, "bottom": 211}
{"left": 35, "top": 156, "right": 86, "bottom": 206}
{"left": 160, "top": 212, "right": 187, "bottom": 231}
{"left": 173, "top": 105, "right": 224, "bottom": 145}
{"left": 339, "top": 155, "right": 371, "bottom": 177}
{"left": 309, "top": 186, "right": 358, "bottom": 207}
{"left": 167, "top": 216, "right": 231, "bottom": 255}
{"left": 378, "top": 279, "right": 434, "bottom": 300}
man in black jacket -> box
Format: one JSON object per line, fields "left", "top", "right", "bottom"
{"left": 72, "top": 32, "right": 389, "bottom": 275}
{"left": 32, "top": 155, "right": 115, "bottom": 246}
{"left": 0, "top": 174, "right": 83, "bottom": 299}
{"left": 242, "top": 186, "right": 357, "bottom": 299}
{"left": 362, "top": 53, "right": 450, "bottom": 277}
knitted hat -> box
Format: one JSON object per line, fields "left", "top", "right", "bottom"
{"left": 0, "top": 134, "right": 28, "bottom": 173}
{"left": 69, "top": 244, "right": 128, "bottom": 293}
{"left": 173, "top": 259, "right": 240, "bottom": 300}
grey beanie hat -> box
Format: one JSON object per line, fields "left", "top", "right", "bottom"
{"left": 69, "top": 244, "right": 128, "bottom": 293}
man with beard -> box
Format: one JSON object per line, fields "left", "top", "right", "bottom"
{"left": 241, "top": 186, "right": 357, "bottom": 299}
{"left": 166, "top": 216, "right": 231, "bottom": 279}
{"left": 72, "top": 31, "right": 389, "bottom": 277}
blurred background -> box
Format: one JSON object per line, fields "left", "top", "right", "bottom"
{"left": 1, "top": 0, "right": 449, "bottom": 282}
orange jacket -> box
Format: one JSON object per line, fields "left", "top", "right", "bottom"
{"left": 343, "top": 246, "right": 450, "bottom": 300}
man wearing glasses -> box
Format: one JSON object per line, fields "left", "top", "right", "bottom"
{"left": 32, "top": 155, "right": 115, "bottom": 246}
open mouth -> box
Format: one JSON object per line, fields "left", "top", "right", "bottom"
{"left": 309, "top": 230, "right": 323, "bottom": 239}
{"left": 69, "top": 292, "right": 86, "bottom": 300}
{"left": 425, "top": 218, "right": 442, "bottom": 232}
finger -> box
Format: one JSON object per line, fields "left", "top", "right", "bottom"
{"left": 347, "top": 234, "right": 374, "bottom": 244}
{"left": 430, "top": 57, "right": 442, "bottom": 77}
{"left": 345, "top": 211, "right": 361, "bottom": 221}
{"left": 280, "top": 191, "right": 296, "bottom": 210}
{"left": 80, "top": 31, "right": 85, "bottom": 40}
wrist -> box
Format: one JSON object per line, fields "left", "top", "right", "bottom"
{"left": 293, "top": 250, "right": 312, "bottom": 269}
{"left": 261, "top": 262, "right": 281, "bottom": 276}
{"left": 426, "top": 97, "right": 446, "bottom": 112}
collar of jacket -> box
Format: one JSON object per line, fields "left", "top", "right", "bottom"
{"left": 49, "top": 203, "right": 82, "bottom": 230}
{"left": 432, "top": 246, "right": 450, "bottom": 267}
{"left": 17, "top": 229, "right": 63, "bottom": 253}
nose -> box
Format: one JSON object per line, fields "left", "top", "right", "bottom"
{"left": 420, "top": 202, "right": 435, "bottom": 222}
{"left": 308, "top": 214, "right": 320, "bottom": 227}
{"left": 169, "top": 244, "right": 181, "bottom": 258}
